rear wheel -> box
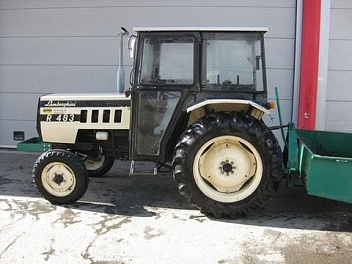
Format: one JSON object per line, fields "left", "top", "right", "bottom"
{"left": 173, "top": 112, "right": 282, "bottom": 218}
{"left": 33, "top": 150, "right": 89, "bottom": 204}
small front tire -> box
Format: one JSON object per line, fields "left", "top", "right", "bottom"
{"left": 33, "top": 150, "right": 89, "bottom": 204}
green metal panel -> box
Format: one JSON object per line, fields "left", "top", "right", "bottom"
{"left": 296, "top": 129, "right": 352, "bottom": 159}
{"left": 296, "top": 129, "right": 352, "bottom": 204}
{"left": 17, "top": 137, "right": 51, "bottom": 152}
{"left": 307, "top": 154, "right": 352, "bottom": 203}
{"left": 286, "top": 123, "right": 305, "bottom": 187}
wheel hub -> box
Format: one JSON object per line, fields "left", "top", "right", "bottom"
{"left": 219, "top": 160, "right": 236, "bottom": 175}
{"left": 193, "top": 135, "right": 263, "bottom": 203}
{"left": 53, "top": 174, "right": 64, "bottom": 185}
{"left": 41, "top": 162, "right": 76, "bottom": 197}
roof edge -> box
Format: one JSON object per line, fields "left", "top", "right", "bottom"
{"left": 133, "top": 27, "right": 268, "bottom": 32}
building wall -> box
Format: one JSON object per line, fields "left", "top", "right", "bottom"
{"left": 325, "top": 0, "right": 352, "bottom": 132}
{"left": 0, "top": 0, "right": 296, "bottom": 147}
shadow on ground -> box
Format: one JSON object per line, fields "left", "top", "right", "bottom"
{"left": 1, "top": 151, "right": 352, "bottom": 232}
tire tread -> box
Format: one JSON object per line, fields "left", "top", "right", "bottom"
{"left": 173, "top": 112, "right": 282, "bottom": 219}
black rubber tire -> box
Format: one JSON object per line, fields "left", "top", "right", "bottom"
{"left": 82, "top": 155, "right": 114, "bottom": 177}
{"left": 32, "top": 149, "right": 89, "bottom": 205}
{"left": 172, "top": 112, "right": 282, "bottom": 219}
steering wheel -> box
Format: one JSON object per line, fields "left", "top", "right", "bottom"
{"left": 220, "top": 80, "right": 232, "bottom": 90}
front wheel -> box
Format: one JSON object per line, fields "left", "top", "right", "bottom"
{"left": 81, "top": 154, "right": 114, "bottom": 177}
{"left": 32, "top": 150, "right": 89, "bottom": 204}
{"left": 173, "top": 112, "right": 282, "bottom": 219}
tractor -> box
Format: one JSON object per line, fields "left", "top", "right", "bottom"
{"left": 32, "top": 27, "right": 282, "bottom": 219}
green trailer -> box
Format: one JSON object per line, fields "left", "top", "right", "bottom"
{"left": 285, "top": 123, "right": 352, "bottom": 204}
{"left": 272, "top": 86, "right": 352, "bottom": 205}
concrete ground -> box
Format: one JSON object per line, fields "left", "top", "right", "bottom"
{"left": 0, "top": 150, "right": 351, "bottom": 264}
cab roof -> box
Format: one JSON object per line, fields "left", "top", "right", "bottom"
{"left": 133, "top": 27, "right": 268, "bottom": 33}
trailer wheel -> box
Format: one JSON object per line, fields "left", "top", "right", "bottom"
{"left": 82, "top": 154, "right": 114, "bottom": 177}
{"left": 33, "top": 150, "right": 89, "bottom": 204}
{"left": 173, "top": 112, "right": 282, "bottom": 219}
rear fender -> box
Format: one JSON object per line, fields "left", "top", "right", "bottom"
{"left": 186, "top": 99, "right": 269, "bottom": 125}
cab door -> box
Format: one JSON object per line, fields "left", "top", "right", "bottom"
{"left": 130, "top": 32, "right": 198, "bottom": 160}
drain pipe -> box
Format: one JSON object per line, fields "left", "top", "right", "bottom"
{"left": 298, "top": 0, "right": 321, "bottom": 129}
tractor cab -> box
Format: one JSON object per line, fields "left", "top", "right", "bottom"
{"left": 129, "top": 27, "right": 269, "bottom": 161}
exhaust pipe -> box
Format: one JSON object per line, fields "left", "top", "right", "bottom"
{"left": 116, "top": 27, "right": 129, "bottom": 94}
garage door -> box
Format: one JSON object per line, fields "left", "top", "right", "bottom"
{"left": 0, "top": 0, "right": 296, "bottom": 147}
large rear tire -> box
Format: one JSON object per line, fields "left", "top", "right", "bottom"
{"left": 33, "top": 150, "right": 89, "bottom": 204}
{"left": 173, "top": 112, "right": 282, "bottom": 219}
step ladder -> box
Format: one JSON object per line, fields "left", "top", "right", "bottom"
{"left": 129, "top": 160, "right": 158, "bottom": 176}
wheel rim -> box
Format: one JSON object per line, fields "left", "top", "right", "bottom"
{"left": 193, "top": 135, "right": 263, "bottom": 203}
{"left": 41, "top": 162, "right": 76, "bottom": 197}
{"left": 83, "top": 156, "right": 105, "bottom": 171}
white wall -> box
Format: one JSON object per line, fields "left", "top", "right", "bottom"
{"left": 324, "top": 0, "right": 352, "bottom": 132}
{"left": 0, "top": 0, "right": 296, "bottom": 147}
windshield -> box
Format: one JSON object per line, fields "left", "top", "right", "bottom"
{"left": 139, "top": 36, "right": 194, "bottom": 85}
{"left": 203, "top": 32, "right": 265, "bottom": 92}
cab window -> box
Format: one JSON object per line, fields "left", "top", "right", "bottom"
{"left": 203, "top": 32, "right": 265, "bottom": 91}
{"left": 140, "top": 36, "right": 195, "bottom": 85}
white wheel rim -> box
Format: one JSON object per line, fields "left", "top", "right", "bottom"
{"left": 41, "top": 162, "right": 76, "bottom": 197}
{"left": 84, "top": 156, "right": 105, "bottom": 171}
{"left": 193, "top": 135, "right": 263, "bottom": 203}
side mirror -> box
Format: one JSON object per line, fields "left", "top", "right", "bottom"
{"left": 128, "top": 35, "right": 137, "bottom": 58}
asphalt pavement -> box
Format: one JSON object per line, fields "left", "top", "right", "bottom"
{"left": 0, "top": 149, "right": 352, "bottom": 264}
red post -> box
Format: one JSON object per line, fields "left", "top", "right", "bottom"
{"left": 298, "top": 0, "right": 321, "bottom": 129}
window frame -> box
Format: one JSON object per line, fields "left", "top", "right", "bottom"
{"left": 137, "top": 32, "right": 198, "bottom": 87}
{"left": 201, "top": 32, "right": 267, "bottom": 93}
